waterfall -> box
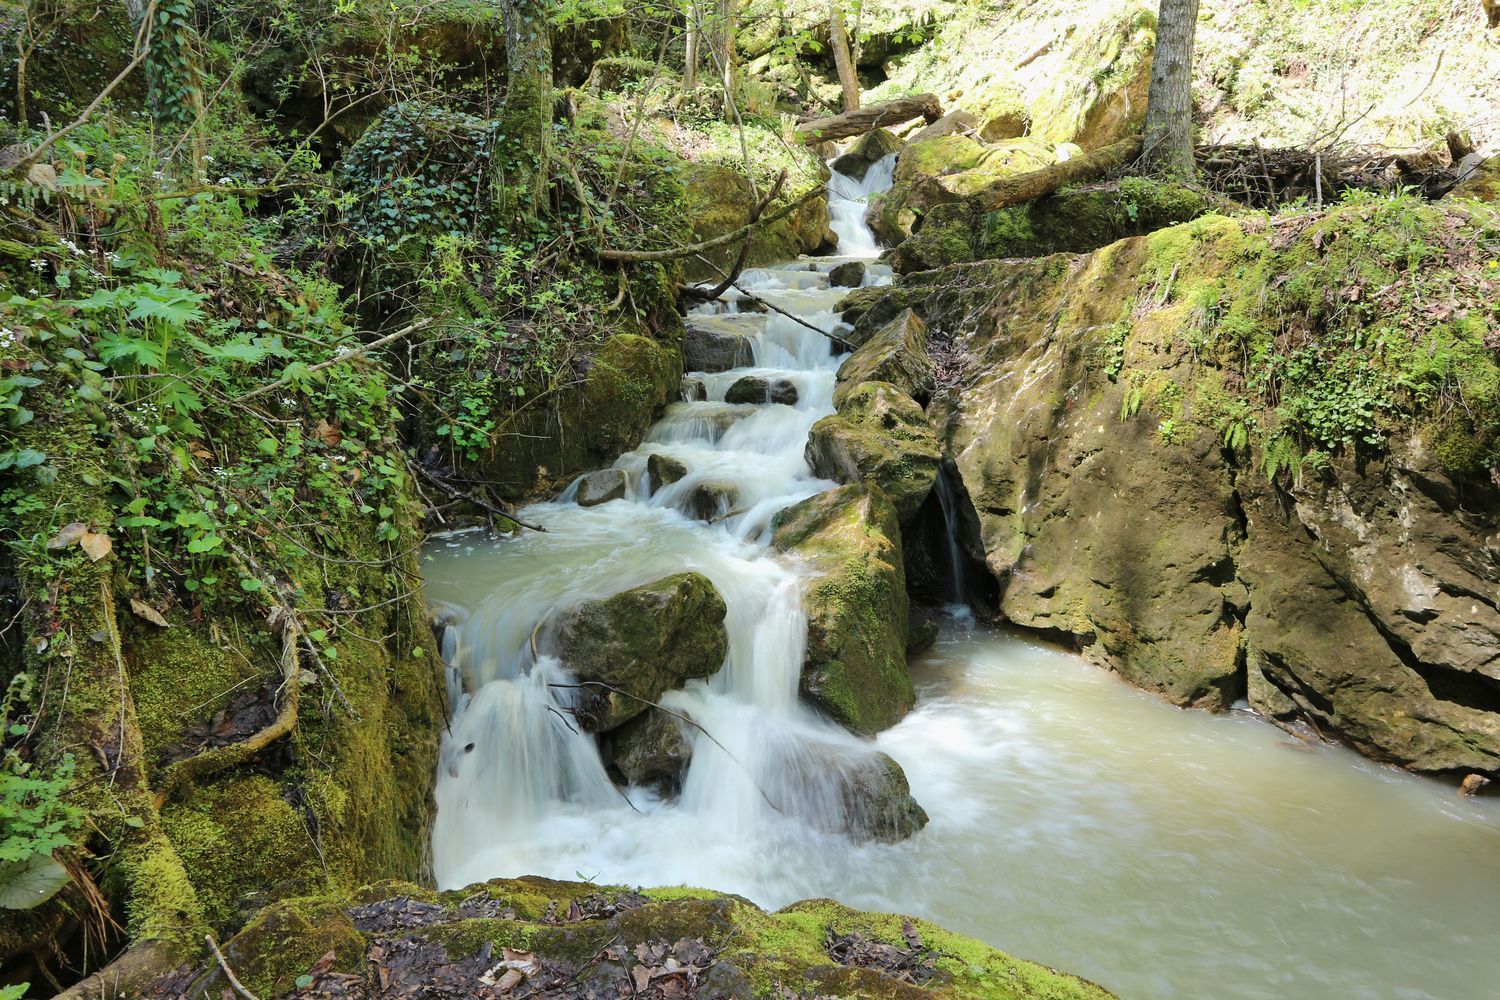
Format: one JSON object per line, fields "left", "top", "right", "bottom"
{"left": 426, "top": 156, "right": 904, "bottom": 897}
{"left": 932, "top": 466, "right": 974, "bottom": 622}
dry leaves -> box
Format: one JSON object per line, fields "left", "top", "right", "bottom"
{"left": 46, "top": 522, "right": 112, "bottom": 561}
{"left": 129, "top": 598, "right": 170, "bottom": 628}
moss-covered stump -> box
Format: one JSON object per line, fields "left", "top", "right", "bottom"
{"left": 888, "top": 177, "right": 1219, "bottom": 274}
{"left": 682, "top": 163, "right": 837, "bottom": 283}
{"left": 835, "top": 309, "right": 937, "bottom": 407}
{"left": 891, "top": 198, "right": 1500, "bottom": 777}
{"left": 808, "top": 383, "right": 943, "bottom": 524}
{"left": 556, "top": 573, "right": 729, "bottom": 732}
{"left": 470, "top": 333, "right": 683, "bottom": 500}
{"left": 772, "top": 486, "right": 914, "bottom": 735}
{"left": 172, "top": 877, "right": 1115, "bottom": 1000}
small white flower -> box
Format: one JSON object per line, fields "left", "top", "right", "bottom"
{"left": 0, "top": 328, "right": 15, "bottom": 349}
{"left": 203, "top": 155, "right": 215, "bottom": 162}
{"left": 29, "top": 259, "right": 45, "bottom": 271}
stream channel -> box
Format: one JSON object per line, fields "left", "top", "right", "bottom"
{"left": 421, "top": 157, "right": 1500, "bottom": 1000}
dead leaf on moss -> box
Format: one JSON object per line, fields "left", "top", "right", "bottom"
{"left": 80, "top": 531, "right": 112, "bottom": 561}
{"left": 46, "top": 522, "right": 88, "bottom": 549}
{"left": 129, "top": 598, "right": 170, "bottom": 628}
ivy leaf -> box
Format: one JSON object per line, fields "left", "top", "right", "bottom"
{"left": 0, "top": 855, "right": 71, "bottom": 910}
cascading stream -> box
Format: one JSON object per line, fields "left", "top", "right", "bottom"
{"left": 428, "top": 156, "right": 902, "bottom": 897}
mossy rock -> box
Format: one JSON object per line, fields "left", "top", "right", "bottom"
{"left": 472, "top": 332, "right": 682, "bottom": 499}
{"left": 890, "top": 177, "right": 1219, "bottom": 274}
{"left": 773, "top": 486, "right": 913, "bottom": 735}
{"left": 1028, "top": 0, "right": 1156, "bottom": 149}
{"left": 682, "top": 163, "right": 836, "bottom": 282}
{"left": 198, "top": 878, "right": 1114, "bottom": 1000}
{"left": 609, "top": 708, "right": 693, "bottom": 789}
{"left": 808, "top": 382, "right": 943, "bottom": 524}
{"left": 1452, "top": 155, "right": 1500, "bottom": 203}
{"left": 557, "top": 572, "right": 729, "bottom": 732}
{"left": 833, "top": 128, "right": 906, "bottom": 180}
{"left": 834, "top": 308, "right": 936, "bottom": 407}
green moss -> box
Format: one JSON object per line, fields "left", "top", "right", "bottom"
{"left": 222, "top": 896, "right": 366, "bottom": 998}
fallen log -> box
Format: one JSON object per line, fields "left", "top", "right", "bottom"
{"left": 920, "top": 135, "right": 1144, "bottom": 213}
{"left": 795, "top": 94, "right": 943, "bottom": 144}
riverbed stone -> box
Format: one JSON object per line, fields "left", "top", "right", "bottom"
{"left": 831, "top": 128, "right": 904, "bottom": 181}
{"left": 575, "top": 468, "right": 627, "bottom": 506}
{"left": 833, "top": 308, "right": 935, "bottom": 407}
{"left": 839, "top": 751, "right": 929, "bottom": 842}
{"left": 686, "top": 480, "right": 740, "bottom": 521}
{"left": 828, "top": 260, "right": 866, "bottom": 288}
{"left": 557, "top": 573, "right": 729, "bottom": 732}
{"left": 646, "top": 452, "right": 688, "bottom": 492}
{"left": 807, "top": 382, "right": 942, "bottom": 524}
{"left": 772, "top": 485, "right": 913, "bottom": 735}
{"left": 684, "top": 317, "right": 758, "bottom": 372}
{"left": 726, "top": 374, "right": 798, "bottom": 405}
{"left": 610, "top": 708, "right": 694, "bottom": 789}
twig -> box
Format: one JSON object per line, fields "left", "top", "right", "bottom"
{"left": 598, "top": 184, "right": 825, "bottom": 263}
{"left": 413, "top": 463, "right": 547, "bottom": 533}
{"left": 207, "top": 935, "right": 261, "bottom": 1000}
{"left": 235, "top": 318, "right": 432, "bottom": 403}
{"left": 682, "top": 169, "right": 788, "bottom": 302}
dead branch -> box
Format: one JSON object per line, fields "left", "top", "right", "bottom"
{"left": 413, "top": 464, "right": 547, "bottom": 533}
{"left": 945, "top": 135, "right": 1144, "bottom": 213}
{"left": 208, "top": 935, "right": 262, "bottom": 1000}
{"left": 235, "top": 318, "right": 432, "bottom": 403}
{"left": 682, "top": 169, "right": 789, "bottom": 302}
{"left": 598, "top": 183, "right": 825, "bottom": 263}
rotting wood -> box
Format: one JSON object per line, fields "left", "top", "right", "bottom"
{"left": 794, "top": 94, "right": 943, "bottom": 144}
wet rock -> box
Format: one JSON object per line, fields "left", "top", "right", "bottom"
{"left": 646, "top": 453, "right": 687, "bottom": 492}
{"left": 1452, "top": 152, "right": 1499, "bottom": 202}
{"left": 558, "top": 572, "right": 729, "bottom": 732}
{"left": 681, "top": 376, "right": 708, "bottom": 401}
{"left": 807, "top": 382, "right": 942, "bottom": 524}
{"left": 684, "top": 317, "right": 758, "bottom": 372}
{"left": 772, "top": 485, "right": 912, "bottom": 735}
{"left": 907, "top": 616, "right": 940, "bottom": 656}
{"left": 831, "top": 128, "right": 904, "bottom": 181}
{"left": 610, "top": 708, "right": 693, "bottom": 789}
{"left": 734, "top": 295, "right": 768, "bottom": 313}
{"left": 833, "top": 308, "right": 935, "bottom": 407}
{"left": 1460, "top": 773, "right": 1491, "bottom": 797}
{"left": 838, "top": 751, "right": 929, "bottom": 842}
{"left": 725, "top": 375, "right": 798, "bottom": 405}
{"left": 828, "top": 260, "right": 866, "bottom": 288}
{"left": 575, "top": 468, "right": 627, "bottom": 507}
{"left": 686, "top": 480, "right": 740, "bottom": 521}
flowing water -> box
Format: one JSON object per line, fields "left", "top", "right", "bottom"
{"left": 422, "top": 156, "right": 1500, "bottom": 999}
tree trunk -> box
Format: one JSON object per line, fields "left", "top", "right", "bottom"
{"left": 829, "top": 1, "right": 859, "bottom": 112}
{"left": 1140, "top": 0, "right": 1200, "bottom": 177}
{"left": 682, "top": 1, "right": 699, "bottom": 96}
{"left": 499, "top": 0, "right": 554, "bottom": 221}
{"left": 711, "top": 0, "right": 737, "bottom": 116}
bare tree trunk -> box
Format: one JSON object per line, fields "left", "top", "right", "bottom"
{"left": 1140, "top": 0, "right": 1200, "bottom": 177}
{"left": 499, "top": 0, "right": 553, "bottom": 221}
{"left": 711, "top": 0, "right": 737, "bottom": 116}
{"left": 682, "top": 1, "right": 699, "bottom": 96}
{"left": 829, "top": 1, "right": 859, "bottom": 112}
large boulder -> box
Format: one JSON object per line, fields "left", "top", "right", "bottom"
{"left": 557, "top": 573, "right": 729, "bottom": 732}
{"left": 831, "top": 128, "right": 904, "bottom": 180}
{"left": 576, "top": 468, "right": 627, "bottom": 506}
{"left": 682, "top": 163, "right": 837, "bottom": 282}
{"left": 684, "top": 316, "right": 759, "bottom": 372}
{"left": 833, "top": 308, "right": 936, "bottom": 407}
{"left": 808, "top": 383, "right": 942, "bottom": 524}
{"left": 772, "top": 486, "right": 913, "bottom": 735}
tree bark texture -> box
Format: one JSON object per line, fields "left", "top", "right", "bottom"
{"left": 500, "top": 0, "right": 554, "bottom": 220}
{"left": 829, "top": 1, "right": 860, "bottom": 112}
{"left": 795, "top": 94, "right": 942, "bottom": 143}
{"left": 1140, "top": 0, "right": 1200, "bottom": 177}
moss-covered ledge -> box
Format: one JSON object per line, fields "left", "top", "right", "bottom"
{"left": 177, "top": 877, "right": 1116, "bottom": 999}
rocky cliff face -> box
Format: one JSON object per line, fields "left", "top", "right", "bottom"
{"left": 856, "top": 200, "right": 1500, "bottom": 781}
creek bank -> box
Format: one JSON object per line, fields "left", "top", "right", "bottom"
{"left": 165, "top": 877, "right": 1114, "bottom": 1000}
{"left": 850, "top": 200, "right": 1500, "bottom": 780}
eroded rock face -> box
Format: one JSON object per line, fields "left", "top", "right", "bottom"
{"left": 834, "top": 308, "right": 936, "bottom": 407}
{"left": 883, "top": 207, "right": 1500, "bottom": 778}
{"left": 557, "top": 573, "right": 729, "bottom": 732}
{"left": 808, "top": 383, "right": 942, "bottom": 524}
{"left": 772, "top": 486, "right": 913, "bottom": 735}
